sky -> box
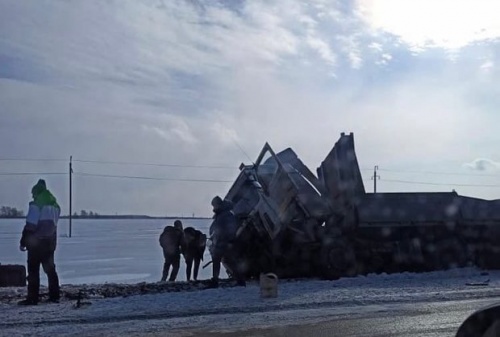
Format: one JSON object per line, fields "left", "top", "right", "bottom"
{"left": 1, "top": 0, "right": 500, "bottom": 217}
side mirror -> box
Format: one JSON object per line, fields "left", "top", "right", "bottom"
{"left": 456, "top": 303, "right": 500, "bottom": 337}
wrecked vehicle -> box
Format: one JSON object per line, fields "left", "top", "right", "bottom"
{"left": 217, "top": 132, "right": 500, "bottom": 280}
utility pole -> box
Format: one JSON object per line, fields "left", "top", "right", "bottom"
{"left": 69, "top": 156, "right": 73, "bottom": 238}
{"left": 371, "top": 165, "right": 380, "bottom": 193}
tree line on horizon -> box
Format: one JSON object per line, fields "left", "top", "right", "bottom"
{"left": 0, "top": 206, "right": 24, "bottom": 218}
{"left": 73, "top": 210, "right": 100, "bottom": 218}
{"left": 0, "top": 206, "right": 210, "bottom": 219}
{"left": 0, "top": 207, "right": 100, "bottom": 218}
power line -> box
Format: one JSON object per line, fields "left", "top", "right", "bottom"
{"left": 215, "top": 120, "right": 255, "bottom": 165}
{"left": 382, "top": 179, "right": 500, "bottom": 188}
{"left": 1, "top": 171, "right": 498, "bottom": 187}
{"left": 1, "top": 154, "right": 499, "bottom": 173}
{"left": 360, "top": 166, "right": 500, "bottom": 177}
{"left": 74, "top": 172, "right": 233, "bottom": 183}
{"left": 231, "top": 138, "right": 254, "bottom": 165}
{"left": 0, "top": 158, "right": 66, "bottom": 162}
{"left": 377, "top": 168, "right": 500, "bottom": 177}
{"left": 72, "top": 159, "right": 235, "bottom": 169}
{"left": 0, "top": 172, "right": 67, "bottom": 176}
{"left": 2, "top": 157, "right": 498, "bottom": 177}
{"left": 0, "top": 157, "right": 237, "bottom": 169}
{"left": 1, "top": 158, "right": 499, "bottom": 187}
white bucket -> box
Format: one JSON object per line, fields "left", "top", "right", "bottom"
{"left": 259, "top": 273, "right": 278, "bottom": 298}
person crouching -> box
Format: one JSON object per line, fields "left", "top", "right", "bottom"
{"left": 183, "top": 227, "right": 207, "bottom": 281}
{"left": 159, "top": 220, "right": 185, "bottom": 282}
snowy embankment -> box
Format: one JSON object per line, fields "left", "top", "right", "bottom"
{"left": 2, "top": 220, "right": 500, "bottom": 335}
{"left": 1, "top": 267, "right": 500, "bottom": 336}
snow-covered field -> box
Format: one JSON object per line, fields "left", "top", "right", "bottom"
{"left": 0, "top": 218, "right": 218, "bottom": 284}
{"left": 2, "top": 219, "right": 500, "bottom": 336}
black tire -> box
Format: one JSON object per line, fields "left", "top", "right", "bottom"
{"left": 319, "top": 240, "right": 357, "bottom": 280}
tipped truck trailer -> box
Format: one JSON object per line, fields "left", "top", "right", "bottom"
{"left": 216, "top": 133, "right": 500, "bottom": 280}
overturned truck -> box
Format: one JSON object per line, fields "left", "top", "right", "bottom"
{"left": 217, "top": 132, "right": 500, "bottom": 280}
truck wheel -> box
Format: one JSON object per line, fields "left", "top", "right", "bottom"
{"left": 319, "top": 240, "right": 357, "bottom": 280}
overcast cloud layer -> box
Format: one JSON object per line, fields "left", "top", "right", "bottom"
{"left": 1, "top": 0, "right": 500, "bottom": 216}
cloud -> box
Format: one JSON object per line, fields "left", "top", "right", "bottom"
{"left": 480, "top": 60, "right": 494, "bottom": 72}
{"left": 376, "top": 53, "right": 392, "bottom": 65}
{"left": 306, "top": 36, "right": 337, "bottom": 66}
{"left": 336, "top": 35, "right": 364, "bottom": 69}
{"left": 357, "top": 0, "right": 500, "bottom": 50}
{"left": 210, "top": 120, "right": 240, "bottom": 145}
{"left": 142, "top": 123, "right": 198, "bottom": 145}
{"left": 1, "top": 0, "right": 500, "bottom": 216}
{"left": 464, "top": 159, "right": 500, "bottom": 171}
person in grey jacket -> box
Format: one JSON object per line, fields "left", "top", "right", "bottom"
{"left": 18, "top": 179, "right": 60, "bottom": 305}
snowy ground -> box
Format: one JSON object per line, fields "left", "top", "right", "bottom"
{"left": 1, "top": 268, "right": 500, "bottom": 336}
{"left": 2, "top": 220, "right": 500, "bottom": 336}
{"left": 0, "top": 218, "right": 220, "bottom": 284}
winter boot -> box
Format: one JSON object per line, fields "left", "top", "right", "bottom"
{"left": 207, "top": 278, "right": 219, "bottom": 288}
{"left": 18, "top": 298, "right": 38, "bottom": 306}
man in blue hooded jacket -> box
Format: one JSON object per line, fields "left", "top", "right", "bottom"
{"left": 18, "top": 179, "right": 61, "bottom": 305}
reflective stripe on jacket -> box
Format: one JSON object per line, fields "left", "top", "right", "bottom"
{"left": 25, "top": 202, "right": 60, "bottom": 238}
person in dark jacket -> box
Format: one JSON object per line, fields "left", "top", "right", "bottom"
{"left": 159, "top": 220, "right": 185, "bottom": 282}
{"left": 208, "top": 196, "right": 241, "bottom": 287}
{"left": 18, "top": 179, "right": 61, "bottom": 305}
{"left": 182, "top": 227, "right": 207, "bottom": 281}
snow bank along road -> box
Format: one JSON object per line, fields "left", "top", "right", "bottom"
{"left": 1, "top": 268, "right": 500, "bottom": 336}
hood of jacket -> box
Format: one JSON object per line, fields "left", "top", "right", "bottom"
{"left": 213, "top": 199, "right": 233, "bottom": 215}
{"left": 33, "top": 189, "right": 60, "bottom": 209}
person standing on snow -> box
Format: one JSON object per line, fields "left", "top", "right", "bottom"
{"left": 18, "top": 179, "right": 61, "bottom": 305}
{"left": 159, "top": 220, "right": 186, "bottom": 282}
{"left": 208, "top": 196, "right": 243, "bottom": 288}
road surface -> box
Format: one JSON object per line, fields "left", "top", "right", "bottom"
{"left": 2, "top": 296, "right": 499, "bottom": 336}
{"left": 181, "top": 297, "right": 498, "bottom": 337}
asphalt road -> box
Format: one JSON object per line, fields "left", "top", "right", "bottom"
{"left": 3, "top": 296, "right": 499, "bottom": 336}
{"left": 189, "top": 298, "right": 499, "bottom": 337}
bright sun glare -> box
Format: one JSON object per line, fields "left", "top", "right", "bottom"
{"left": 358, "top": 0, "right": 500, "bottom": 50}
